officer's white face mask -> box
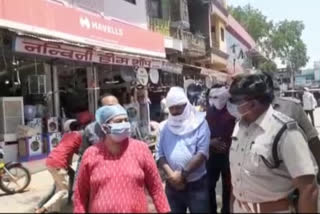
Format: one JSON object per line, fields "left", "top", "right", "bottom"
{"left": 227, "top": 101, "right": 251, "bottom": 119}
{"left": 227, "top": 101, "right": 241, "bottom": 119}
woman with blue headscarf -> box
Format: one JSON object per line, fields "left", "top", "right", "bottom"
{"left": 73, "top": 104, "right": 170, "bottom": 213}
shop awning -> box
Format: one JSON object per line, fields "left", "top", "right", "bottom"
{"left": 0, "top": 0, "right": 165, "bottom": 58}
{"left": 182, "top": 64, "right": 201, "bottom": 76}
{"left": 182, "top": 64, "right": 230, "bottom": 82}
{"left": 200, "top": 67, "right": 229, "bottom": 82}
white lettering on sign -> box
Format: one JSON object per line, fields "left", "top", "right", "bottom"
{"left": 79, "top": 17, "right": 91, "bottom": 29}
{"left": 80, "top": 16, "right": 123, "bottom": 36}
{"left": 14, "top": 37, "right": 161, "bottom": 68}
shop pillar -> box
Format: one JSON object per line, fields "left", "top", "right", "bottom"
{"left": 52, "top": 65, "right": 60, "bottom": 117}
{"left": 87, "top": 65, "right": 99, "bottom": 115}
{"left": 44, "top": 63, "right": 54, "bottom": 116}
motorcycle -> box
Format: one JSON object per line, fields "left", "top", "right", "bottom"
{"left": 0, "top": 161, "right": 31, "bottom": 194}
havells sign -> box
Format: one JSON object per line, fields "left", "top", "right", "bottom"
{"left": 79, "top": 17, "right": 123, "bottom": 37}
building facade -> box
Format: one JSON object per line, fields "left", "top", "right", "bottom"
{"left": 0, "top": 0, "right": 260, "bottom": 162}
{"left": 64, "top": 0, "right": 149, "bottom": 29}
{"left": 209, "top": 0, "right": 229, "bottom": 71}
{"left": 295, "top": 66, "right": 320, "bottom": 88}
{"left": 226, "top": 15, "right": 256, "bottom": 75}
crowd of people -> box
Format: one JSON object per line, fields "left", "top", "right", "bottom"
{"left": 35, "top": 71, "right": 320, "bottom": 213}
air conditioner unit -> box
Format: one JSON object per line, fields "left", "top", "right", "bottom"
{"left": 28, "top": 75, "right": 47, "bottom": 95}
{"left": 2, "top": 141, "right": 18, "bottom": 163}
{"left": 0, "top": 97, "right": 24, "bottom": 142}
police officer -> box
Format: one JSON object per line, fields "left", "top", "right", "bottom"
{"left": 267, "top": 75, "right": 320, "bottom": 182}
{"left": 227, "top": 72, "right": 318, "bottom": 213}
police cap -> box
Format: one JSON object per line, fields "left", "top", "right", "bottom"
{"left": 229, "top": 72, "right": 274, "bottom": 104}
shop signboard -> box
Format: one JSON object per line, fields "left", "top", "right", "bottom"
{"left": 120, "top": 68, "right": 135, "bottom": 83}
{"left": 295, "top": 76, "right": 306, "bottom": 86}
{"left": 14, "top": 37, "right": 162, "bottom": 68}
{"left": 136, "top": 67, "right": 149, "bottom": 86}
{"left": 0, "top": 0, "right": 165, "bottom": 58}
{"left": 149, "top": 68, "right": 159, "bottom": 84}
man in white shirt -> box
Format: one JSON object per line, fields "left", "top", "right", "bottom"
{"left": 302, "top": 87, "right": 317, "bottom": 126}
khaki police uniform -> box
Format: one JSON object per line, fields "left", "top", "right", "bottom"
{"left": 273, "top": 97, "right": 318, "bottom": 141}
{"left": 230, "top": 106, "right": 316, "bottom": 213}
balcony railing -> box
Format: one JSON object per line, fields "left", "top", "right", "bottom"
{"left": 171, "top": 29, "right": 206, "bottom": 57}
{"left": 212, "top": 0, "right": 228, "bottom": 17}
{"left": 149, "top": 18, "right": 171, "bottom": 37}
{"left": 211, "top": 38, "right": 228, "bottom": 59}
{"left": 170, "top": 0, "right": 190, "bottom": 30}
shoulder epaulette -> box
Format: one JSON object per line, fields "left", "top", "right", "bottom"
{"left": 272, "top": 110, "right": 294, "bottom": 124}
{"left": 279, "top": 97, "right": 301, "bottom": 104}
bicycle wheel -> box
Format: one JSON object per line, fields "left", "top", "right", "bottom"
{"left": 0, "top": 165, "right": 31, "bottom": 194}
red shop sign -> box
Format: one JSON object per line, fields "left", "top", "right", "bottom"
{"left": 14, "top": 37, "right": 163, "bottom": 68}
{"left": 0, "top": 0, "right": 165, "bottom": 58}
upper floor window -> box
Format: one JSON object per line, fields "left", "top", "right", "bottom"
{"left": 220, "top": 27, "right": 225, "bottom": 42}
{"left": 149, "top": 0, "right": 162, "bottom": 18}
{"left": 124, "top": 0, "right": 136, "bottom": 4}
{"left": 72, "top": 0, "right": 104, "bottom": 13}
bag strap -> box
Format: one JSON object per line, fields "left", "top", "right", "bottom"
{"left": 261, "top": 123, "right": 288, "bottom": 169}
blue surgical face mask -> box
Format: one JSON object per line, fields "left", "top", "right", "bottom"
{"left": 102, "top": 122, "right": 131, "bottom": 143}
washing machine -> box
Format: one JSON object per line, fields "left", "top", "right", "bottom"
{"left": 47, "top": 132, "right": 62, "bottom": 152}
{"left": 28, "top": 135, "right": 43, "bottom": 156}
{"left": 18, "top": 134, "right": 45, "bottom": 162}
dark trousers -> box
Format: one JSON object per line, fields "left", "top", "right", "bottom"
{"left": 165, "top": 175, "right": 209, "bottom": 213}
{"left": 305, "top": 110, "right": 315, "bottom": 126}
{"left": 207, "top": 153, "right": 231, "bottom": 214}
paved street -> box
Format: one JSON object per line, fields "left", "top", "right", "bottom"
{"left": 1, "top": 108, "right": 320, "bottom": 213}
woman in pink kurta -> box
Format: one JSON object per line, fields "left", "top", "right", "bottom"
{"left": 73, "top": 104, "right": 170, "bottom": 213}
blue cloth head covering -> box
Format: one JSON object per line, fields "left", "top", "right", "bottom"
{"left": 95, "top": 104, "right": 128, "bottom": 126}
